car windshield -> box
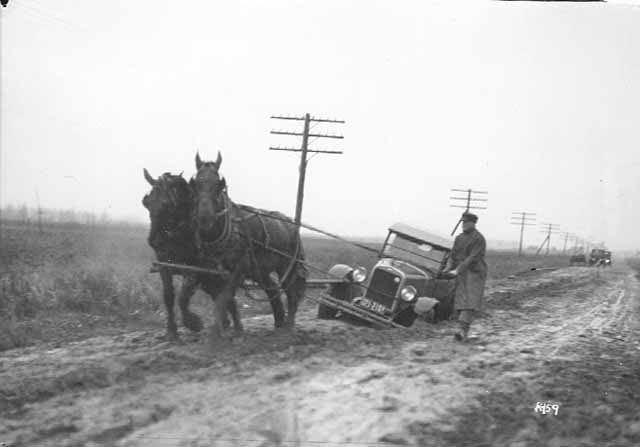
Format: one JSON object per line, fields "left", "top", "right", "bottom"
{"left": 382, "top": 233, "right": 446, "bottom": 272}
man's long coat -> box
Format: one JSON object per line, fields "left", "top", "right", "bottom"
{"left": 450, "top": 228, "right": 488, "bottom": 311}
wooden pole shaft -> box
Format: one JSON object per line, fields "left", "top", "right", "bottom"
{"left": 294, "top": 113, "right": 310, "bottom": 225}
{"left": 518, "top": 212, "right": 525, "bottom": 257}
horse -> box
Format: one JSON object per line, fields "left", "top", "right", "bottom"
{"left": 142, "top": 169, "right": 238, "bottom": 340}
{"left": 190, "top": 151, "right": 307, "bottom": 340}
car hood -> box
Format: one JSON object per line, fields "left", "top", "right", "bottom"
{"left": 378, "top": 258, "right": 434, "bottom": 278}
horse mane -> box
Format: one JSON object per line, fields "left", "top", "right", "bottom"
{"left": 146, "top": 173, "right": 195, "bottom": 258}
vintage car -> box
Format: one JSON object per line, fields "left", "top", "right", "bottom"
{"left": 317, "top": 223, "right": 457, "bottom": 327}
{"left": 569, "top": 254, "right": 587, "bottom": 266}
{"left": 589, "top": 249, "right": 612, "bottom": 267}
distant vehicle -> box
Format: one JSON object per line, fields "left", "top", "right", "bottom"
{"left": 589, "top": 249, "right": 612, "bottom": 267}
{"left": 317, "top": 223, "right": 456, "bottom": 327}
{"left": 569, "top": 254, "right": 587, "bottom": 266}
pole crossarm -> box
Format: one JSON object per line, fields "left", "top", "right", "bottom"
{"left": 449, "top": 187, "right": 489, "bottom": 235}
{"left": 269, "top": 147, "right": 343, "bottom": 154}
{"left": 511, "top": 211, "right": 537, "bottom": 257}
{"left": 310, "top": 117, "right": 346, "bottom": 123}
{"left": 270, "top": 115, "right": 306, "bottom": 121}
{"left": 270, "top": 113, "right": 344, "bottom": 225}
{"left": 270, "top": 131, "right": 344, "bottom": 139}
{"left": 537, "top": 222, "right": 561, "bottom": 256}
{"left": 450, "top": 197, "right": 489, "bottom": 202}
{"left": 451, "top": 188, "right": 488, "bottom": 194}
{"left": 270, "top": 115, "right": 346, "bottom": 124}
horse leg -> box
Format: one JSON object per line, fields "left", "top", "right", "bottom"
{"left": 284, "top": 276, "right": 306, "bottom": 330}
{"left": 159, "top": 268, "right": 178, "bottom": 340}
{"left": 178, "top": 274, "right": 203, "bottom": 332}
{"left": 206, "top": 269, "right": 243, "bottom": 344}
{"left": 267, "top": 287, "right": 286, "bottom": 328}
{"left": 226, "top": 295, "right": 244, "bottom": 335}
{"left": 255, "top": 265, "right": 286, "bottom": 328}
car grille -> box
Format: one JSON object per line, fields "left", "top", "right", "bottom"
{"left": 365, "top": 268, "right": 400, "bottom": 309}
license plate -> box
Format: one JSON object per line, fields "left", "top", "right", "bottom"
{"left": 358, "top": 297, "right": 389, "bottom": 314}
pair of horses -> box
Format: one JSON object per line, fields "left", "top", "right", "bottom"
{"left": 142, "top": 152, "right": 307, "bottom": 341}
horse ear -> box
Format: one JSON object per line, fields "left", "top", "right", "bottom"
{"left": 214, "top": 151, "right": 222, "bottom": 169}
{"left": 195, "top": 152, "right": 203, "bottom": 170}
{"left": 143, "top": 168, "right": 157, "bottom": 186}
{"left": 178, "top": 171, "right": 184, "bottom": 177}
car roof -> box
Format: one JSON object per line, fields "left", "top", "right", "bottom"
{"left": 388, "top": 223, "right": 452, "bottom": 251}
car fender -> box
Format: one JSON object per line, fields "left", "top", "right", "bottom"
{"left": 413, "top": 296, "right": 439, "bottom": 316}
{"left": 327, "top": 264, "right": 354, "bottom": 280}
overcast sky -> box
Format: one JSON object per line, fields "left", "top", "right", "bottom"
{"left": 2, "top": 0, "right": 640, "bottom": 250}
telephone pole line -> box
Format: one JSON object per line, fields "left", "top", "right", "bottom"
{"left": 35, "top": 188, "right": 43, "bottom": 234}
{"left": 536, "top": 223, "right": 561, "bottom": 256}
{"left": 510, "top": 212, "right": 536, "bottom": 256}
{"left": 270, "top": 113, "right": 344, "bottom": 225}
{"left": 560, "top": 231, "right": 570, "bottom": 254}
{"left": 449, "top": 188, "right": 488, "bottom": 235}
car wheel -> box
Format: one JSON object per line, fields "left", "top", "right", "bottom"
{"left": 317, "top": 303, "right": 338, "bottom": 319}
{"left": 317, "top": 283, "right": 360, "bottom": 320}
{"left": 393, "top": 307, "right": 418, "bottom": 327}
{"left": 434, "top": 292, "right": 455, "bottom": 321}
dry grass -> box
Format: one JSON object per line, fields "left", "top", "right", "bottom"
{"left": 0, "top": 222, "right": 569, "bottom": 350}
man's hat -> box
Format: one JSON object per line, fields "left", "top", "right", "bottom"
{"left": 461, "top": 212, "right": 478, "bottom": 223}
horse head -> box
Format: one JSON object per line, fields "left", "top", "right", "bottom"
{"left": 142, "top": 168, "right": 191, "bottom": 247}
{"left": 192, "top": 151, "right": 227, "bottom": 239}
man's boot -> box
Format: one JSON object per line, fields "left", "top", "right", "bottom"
{"left": 454, "top": 320, "right": 470, "bottom": 341}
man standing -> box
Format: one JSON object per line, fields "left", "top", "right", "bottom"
{"left": 448, "top": 212, "right": 488, "bottom": 341}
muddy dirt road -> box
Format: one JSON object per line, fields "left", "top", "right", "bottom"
{"left": 1, "top": 265, "right": 639, "bottom": 447}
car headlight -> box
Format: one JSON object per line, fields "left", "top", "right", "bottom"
{"left": 400, "top": 285, "right": 417, "bottom": 302}
{"left": 350, "top": 266, "right": 367, "bottom": 283}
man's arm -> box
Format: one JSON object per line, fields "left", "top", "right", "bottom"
{"left": 455, "top": 235, "right": 486, "bottom": 274}
{"left": 446, "top": 253, "right": 457, "bottom": 271}
{"left": 446, "top": 237, "right": 460, "bottom": 272}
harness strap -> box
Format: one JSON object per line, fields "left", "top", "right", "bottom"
{"left": 200, "top": 190, "right": 232, "bottom": 250}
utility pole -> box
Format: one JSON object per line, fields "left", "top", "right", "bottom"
{"left": 270, "top": 114, "right": 344, "bottom": 225}
{"left": 571, "top": 234, "right": 580, "bottom": 253}
{"left": 35, "top": 188, "right": 43, "bottom": 234}
{"left": 449, "top": 188, "right": 488, "bottom": 235}
{"left": 509, "top": 212, "right": 536, "bottom": 256}
{"left": 536, "top": 223, "right": 561, "bottom": 256}
{"left": 561, "top": 231, "right": 570, "bottom": 254}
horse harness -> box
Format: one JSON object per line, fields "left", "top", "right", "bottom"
{"left": 198, "top": 189, "right": 303, "bottom": 294}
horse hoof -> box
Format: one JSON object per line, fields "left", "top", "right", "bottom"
{"left": 183, "top": 312, "right": 204, "bottom": 332}
{"left": 159, "top": 330, "right": 179, "bottom": 342}
{"left": 232, "top": 332, "right": 246, "bottom": 343}
{"left": 207, "top": 335, "right": 232, "bottom": 349}
{"left": 207, "top": 326, "right": 232, "bottom": 347}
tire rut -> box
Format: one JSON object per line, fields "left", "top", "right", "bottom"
{"left": 1, "top": 266, "right": 632, "bottom": 447}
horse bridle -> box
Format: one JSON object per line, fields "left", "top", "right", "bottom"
{"left": 197, "top": 186, "right": 233, "bottom": 249}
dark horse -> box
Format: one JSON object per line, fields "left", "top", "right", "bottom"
{"left": 191, "top": 152, "right": 307, "bottom": 340}
{"left": 142, "top": 169, "right": 238, "bottom": 340}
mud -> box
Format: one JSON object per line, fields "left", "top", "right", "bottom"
{"left": 1, "top": 265, "right": 639, "bottom": 447}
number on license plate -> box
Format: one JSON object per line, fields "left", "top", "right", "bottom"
{"left": 360, "top": 298, "right": 387, "bottom": 313}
